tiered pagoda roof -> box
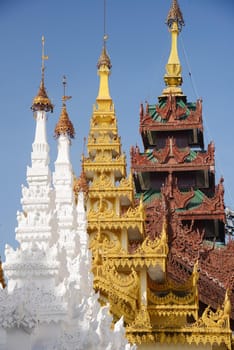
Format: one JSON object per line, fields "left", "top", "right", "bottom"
{"left": 81, "top": 2, "right": 233, "bottom": 347}
{"left": 130, "top": 0, "right": 234, "bottom": 333}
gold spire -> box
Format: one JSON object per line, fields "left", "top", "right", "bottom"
{"left": 31, "top": 36, "right": 53, "bottom": 112}
{"left": 54, "top": 76, "right": 75, "bottom": 139}
{"left": 162, "top": 0, "right": 185, "bottom": 96}
{"left": 96, "top": 35, "right": 112, "bottom": 110}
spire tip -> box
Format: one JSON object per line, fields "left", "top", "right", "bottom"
{"left": 54, "top": 76, "right": 74, "bottom": 139}
{"left": 166, "top": 0, "right": 185, "bottom": 32}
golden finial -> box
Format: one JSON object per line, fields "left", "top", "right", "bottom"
{"left": 162, "top": 0, "right": 184, "bottom": 96}
{"left": 31, "top": 36, "right": 53, "bottom": 112}
{"left": 166, "top": 0, "right": 184, "bottom": 31}
{"left": 54, "top": 76, "right": 75, "bottom": 139}
{"left": 97, "top": 37, "right": 112, "bottom": 70}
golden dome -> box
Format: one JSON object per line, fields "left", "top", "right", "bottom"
{"left": 54, "top": 104, "right": 75, "bottom": 139}
{"left": 31, "top": 79, "right": 53, "bottom": 112}
{"left": 97, "top": 46, "right": 112, "bottom": 69}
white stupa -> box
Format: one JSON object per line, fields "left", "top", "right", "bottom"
{"left": 0, "top": 43, "right": 135, "bottom": 350}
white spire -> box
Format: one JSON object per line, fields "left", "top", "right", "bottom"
{"left": 53, "top": 104, "right": 77, "bottom": 259}
{"left": 31, "top": 111, "right": 50, "bottom": 168}
{"left": 4, "top": 107, "right": 59, "bottom": 291}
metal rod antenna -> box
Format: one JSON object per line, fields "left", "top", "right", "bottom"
{"left": 103, "top": 0, "right": 108, "bottom": 46}
{"left": 41, "top": 36, "right": 45, "bottom": 81}
{"left": 63, "top": 75, "right": 66, "bottom": 98}
{"left": 104, "top": 0, "right": 106, "bottom": 36}
{"left": 41, "top": 35, "right": 49, "bottom": 82}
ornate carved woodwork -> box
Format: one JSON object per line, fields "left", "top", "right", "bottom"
{"left": 143, "top": 175, "right": 225, "bottom": 228}
{"left": 168, "top": 245, "right": 234, "bottom": 321}
{"left": 140, "top": 97, "right": 203, "bottom": 133}
{"left": 131, "top": 140, "right": 215, "bottom": 172}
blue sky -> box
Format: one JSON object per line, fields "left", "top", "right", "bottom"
{"left": 0, "top": 0, "right": 234, "bottom": 258}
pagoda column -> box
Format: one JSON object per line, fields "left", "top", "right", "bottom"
{"left": 80, "top": 35, "right": 145, "bottom": 331}
{"left": 4, "top": 39, "right": 59, "bottom": 292}
{"left": 53, "top": 88, "right": 77, "bottom": 260}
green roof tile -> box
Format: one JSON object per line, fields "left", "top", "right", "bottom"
{"left": 147, "top": 99, "right": 197, "bottom": 123}
{"left": 136, "top": 189, "right": 161, "bottom": 203}
{"left": 176, "top": 189, "right": 205, "bottom": 211}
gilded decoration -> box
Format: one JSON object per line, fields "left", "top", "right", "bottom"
{"left": 93, "top": 263, "right": 139, "bottom": 313}
{"left": 126, "top": 294, "right": 232, "bottom": 348}
{"left": 90, "top": 113, "right": 117, "bottom": 130}
{"left": 31, "top": 36, "right": 53, "bottom": 113}
{"left": 137, "top": 221, "right": 167, "bottom": 255}
{"left": 185, "top": 297, "right": 232, "bottom": 350}
{"left": 147, "top": 287, "right": 197, "bottom": 308}
{"left": 88, "top": 198, "right": 145, "bottom": 232}
{"left": 87, "top": 133, "right": 121, "bottom": 154}
{"left": 90, "top": 231, "right": 123, "bottom": 255}
{"left": 104, "top": 224, "right": 168, "bottom": 270}
{"left": 83, "top": 154, "right": 126, "bottom": 176}
{"left": 90, "top": 174, "right": 113, "bottom": 190}
{"left": 127, "top": 305, "right": 152, "bottom": 331}
{"left": 81, "top": 1, "right": 233, "bottom": 347}
{"left": 97, "top": 46, "right": 112, "bottom": 70}
{"left": 32, "top": 80, "right": 54, "bottom": 113}
{"left": 54, "top": 104, "right": 75, "bottom": 139}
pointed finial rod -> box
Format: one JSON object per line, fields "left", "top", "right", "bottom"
{"left": 62, "top": 75, "right": 72, "bottom": 106}
{"left": 103, "top": 0, "right": 108, "bottom": 47}
{"left": 97, "top": 0, "right": 111, "bottom": 69}
{"left": 31, "top": 36, "right": 53, "bottom": 112}
{"left": 41, "top": 35, "right": 48, "bottom": 84}
{"left": 63, "top": 75, "right": 66, "bottom": 96}
{"left": 54, "top": 76, "right": 74, "bottom": 139}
